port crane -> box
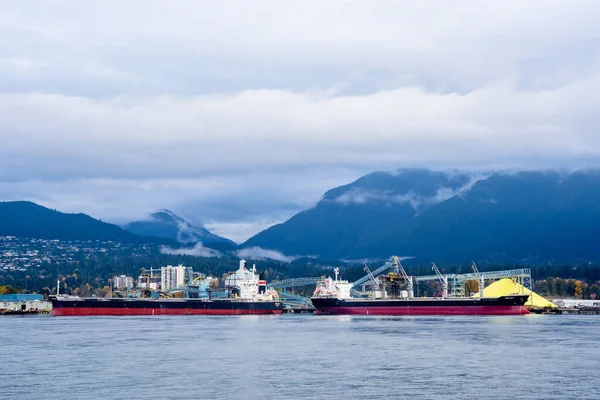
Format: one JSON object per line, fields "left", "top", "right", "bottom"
{"left": 351, "top": 257, "right": 399, "bottom": 290}
{"left": 431, "top": 262, "right": 448, "bottom": 298}
{"left": 391, "top": 256, "right": 414, "bottom": 298}
{"left": 363, "top": 264, "right": 381, "bottom": 298}
{"left": 471, "top": 261, "right": 485, "bottom": 298}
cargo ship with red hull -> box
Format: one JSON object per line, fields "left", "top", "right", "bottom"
{"left": 50, "top": 297, "right": 283, "bottom": 316}
{"left": 311, "top": 259, "right": 531, "bottom": 316}
{"left": 311, "top": 295, "right": 529, "bottom": 316}
{"left": 50, "top": 260, "right": 283, "bottom": 316}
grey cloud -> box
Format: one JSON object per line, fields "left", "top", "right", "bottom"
{"left": 2, "top": 81, "right": 600, "bottom": 183}
{"left": 331, "top": 174, "right": 487, "bottom": 210}
{"left": 2, "top": 1, "right": 600, "bottom": 97}
{"left": 235, "top": 246, "right": 298, "bottom": 263}
{"left": 159, "top": 243, "right": 222, "bottom": 258}
{"left": 1, "top": 1, "right": 600, "bottom": 241}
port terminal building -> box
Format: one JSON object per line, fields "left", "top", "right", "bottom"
{"left": 0, "top": 294, "right": 51, "bottom": 314}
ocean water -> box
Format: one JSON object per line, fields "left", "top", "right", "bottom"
{"left": 1, "top": 314, "right": 599, "bottom": 399}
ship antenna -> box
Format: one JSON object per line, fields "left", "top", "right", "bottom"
{"left": 334, "top": 267, "right": 340, "bottom": 282}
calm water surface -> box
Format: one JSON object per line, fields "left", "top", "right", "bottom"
{"left": 1, "top": 314, "right": 599, "bottom": 399}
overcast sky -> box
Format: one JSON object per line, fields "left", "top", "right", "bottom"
{"left": 1, "top": 0, "right": 600, "bottom": 242}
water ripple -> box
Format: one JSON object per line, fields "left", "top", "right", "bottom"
{"left": 1, "top": 314, "right": 599, "bottom": 399}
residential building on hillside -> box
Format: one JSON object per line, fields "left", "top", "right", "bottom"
{"left": 161, "top": 264, "right": 186, "bottom": 291}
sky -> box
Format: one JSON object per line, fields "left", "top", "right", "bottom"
{"left": 1, "top": 0, "right": 600, "bottom": 243}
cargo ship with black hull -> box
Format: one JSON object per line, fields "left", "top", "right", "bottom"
{"left": 311, "top": 257, "right": 530, "bottom": 316}
{"left": 50, "top": 260, "right": 283, "bottom": 316}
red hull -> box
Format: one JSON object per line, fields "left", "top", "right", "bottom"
{"left": 316, "top": 305, "right": 529, "bottom": 316}
{"left": 52, "top": 308, "right": 283, "bottom": 316}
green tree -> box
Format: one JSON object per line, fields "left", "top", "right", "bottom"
{"left": 589, "top": 284, "right": 600, "bottom": 300}
{"left": 553, "top": 278, "right": 565, "bottom": 296}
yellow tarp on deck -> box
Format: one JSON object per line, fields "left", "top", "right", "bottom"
{"left": 472, "top": 278, "right": 556, "bottom": 308}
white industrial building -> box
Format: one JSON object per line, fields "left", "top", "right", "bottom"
{"left": 113, "top": 275, "right": 134, "bottom": 289}
{"left": 552, "top": 299, "right": 600, "bottom": 308}
{"left": 137, "top": 275, "right": 160, "bottom": 291}
{"left": 0, "top": 294, "right": 51, "bottom": 314}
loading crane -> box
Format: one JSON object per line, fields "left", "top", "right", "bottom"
{"left": 363, "top": 264, "right": 381, "bottom": 299}
{"left": 471, "top": 261, "right": 485, "bottom": 298}
{"left": 391, "top": 256, "right": 414, "bottom": 298}
{"left": 431, "top": 262, "right": 448, "bottom": 298}
{"left": 351, "top": 257, "right": 399, "bottom": 290}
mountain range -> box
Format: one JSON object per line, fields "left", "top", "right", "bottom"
{"left": 123, "top": 209, "right": 237, "bottom": 251}
{"left": 244, "top": 169, "right": 600, "bottom": 263}
{"left": 4, "top": 169, "right": 600, "bottom": 263}
{"left": 0, "top": 201, "right": 231, "bottom": 251}
{"left": 0, "top": 201, "right": 150, "bottom": 243}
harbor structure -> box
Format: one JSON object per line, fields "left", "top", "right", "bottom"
{"left": 552, "top": 299, "right": 600, "bottom": 308}
{"left": 0, "top": 294, "right": 51, "bottom": 314}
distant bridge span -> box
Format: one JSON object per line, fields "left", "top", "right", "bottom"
{"left": 266, "top": 278, "right": 321, "bottom": 308}
{"left": 267, "top": 277, "right": 322, "bottom": 289}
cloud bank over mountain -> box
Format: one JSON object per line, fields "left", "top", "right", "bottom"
{"left": 159, "top": 243, "right": 222, "bottom": 258}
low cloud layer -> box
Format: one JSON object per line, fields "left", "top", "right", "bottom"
{"left": 332, "top": 174, "right": 488, "bottom": 210}
{"left": 236, "top": 247, "right": 298, "bottom": 263}
{"left": 159, "top": 243, "right": 222, "bottom": 258}
{"left": 2, "top": 1, "right": 600, "bottom": 240}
